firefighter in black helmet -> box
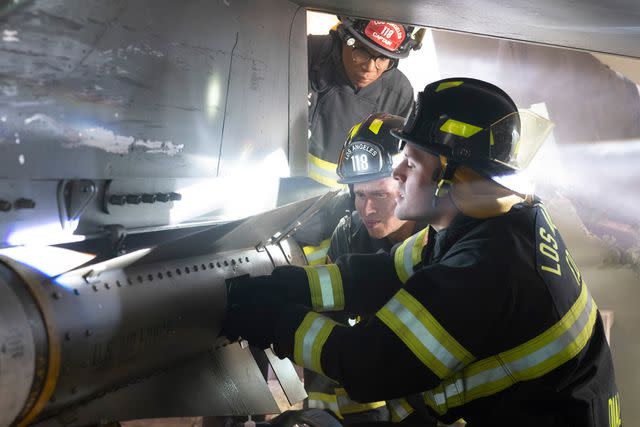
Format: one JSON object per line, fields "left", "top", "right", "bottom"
{"left": 329, "top": 113, "right": 429, "bottom": 263}
{"left": 304, "top": 113, "right": 434, "bottom": 425}
{"left": 307, "top": 16, "right": 420, "bottom": 188}
{"left": 224, "top": 78, "right": 619, "bottom": 427}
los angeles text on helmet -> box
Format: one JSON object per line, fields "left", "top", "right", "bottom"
{"left": 369, "top": 21, "right": 404, "bottom": 47}
{"left": 343, "top": 143, "right": 379, "bottom": 160}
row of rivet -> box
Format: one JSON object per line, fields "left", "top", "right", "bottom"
{"left": 53, "top": 256, "right": 251, "bottom": 298}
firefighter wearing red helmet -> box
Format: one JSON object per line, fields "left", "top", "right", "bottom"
{"left": 307, "top": 16, "right": 420, "bottom": 189}
{"left": 299, "top": 16, "right": 421, "bottom": 278}
{"left": 224, "top": 78, "right": 619, "bottom": 427}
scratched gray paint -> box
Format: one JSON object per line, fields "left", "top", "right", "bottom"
{"left": 0, "top": 0, "right": 304, "bottom": 179}
{"left": 299, "top": 0, "right": 640, "bottom": 59}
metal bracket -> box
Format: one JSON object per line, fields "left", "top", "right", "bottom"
{"left": 257, "top": 190, "right": 340, "bottom": 251}
{"left": 57, "top": 180, "right": 97, "bottom": 231}
{"left": 104, "top": 224, "right": 127, "bottom": 257}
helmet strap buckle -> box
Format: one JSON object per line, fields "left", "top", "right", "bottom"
{"left": 432, "top": 160, "right": 458, "bottom": 208}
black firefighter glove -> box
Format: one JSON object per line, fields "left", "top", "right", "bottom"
{"left": 226, "top": 274, "right": 278, "bottom": 306}
{"left": 226, "top": 267, "right": 310, "bottom": 307}
{"left": 222, "top": 298, "right": 284, "bottom": 350}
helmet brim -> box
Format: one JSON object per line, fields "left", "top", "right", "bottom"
{"left": 390, "top": 128, "right": 450, "bottom": 158}
{"left": 391, "top": 129, "right": 532, "bottom": 195}
{"left": 337, "top": 170, "right": 393, "bottom": 185}
{"left": 344, "top": 25, "right": 411, "bottom": 60}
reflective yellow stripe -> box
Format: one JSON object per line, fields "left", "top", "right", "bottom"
{"left": 387, "top": 398, "right": 414, "bottom": 422}
{"left": 308, "top": 153, "right": 343, "bottom": 188}
{"left": 308, "top": 392, "right": 342, "bottom": 418}
{"left": 376, "top": 289, "right": 474, "bottom": 379}
{"left": 294, "top": 312, "right": 338, "bottom": 375}
{"left": 608, "top": 393, "right": 621, "bottom": 427}
{"left": 439, "top": 119, "right": 482, "bottom": 138}
{"left": 424, "top": 283, "right": 597, "bottom": 415}
{"left": 335, "top": 387, "right": 386, "bottom": 414}
{"left": 303, "top": 238, "right": 331, "bottom": 266}
{"left": 436, "top": 81, "right": 464, "bottom": 92}
{"left": 303, "top": 264, "right": 345, "bottom": 311}
{"left": 394, "top": 227, "right": 429, "bottom": 283}
{"left": 349, "top": 122, "right": 362, "bottom": 139}
{"left": 369, "top": 118, "right": 384, "bottom": 134}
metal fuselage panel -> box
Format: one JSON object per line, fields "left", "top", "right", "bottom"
{"left": 0, "top": 235, "right": 305, "bottom": 426}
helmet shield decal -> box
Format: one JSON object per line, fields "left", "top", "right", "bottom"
{"left": 364, "top": 21, "right": 407, "bottom": 52}
{"left": 338, "top": 141, "right": 384, "bottom": 181}
{"left": 337, "top": 113, "right": 405, "bottom": 184}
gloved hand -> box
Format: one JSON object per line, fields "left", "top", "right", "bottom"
{"left": 222, "top": 298, "right": 284, "bottom": 349}
{"left": 226, "top": 267, "right": 309, "bottom": 306}
{"left": 226, "top": 274, "right": 284, "bottom": 306}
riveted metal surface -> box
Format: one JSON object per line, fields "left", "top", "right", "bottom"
{"left": 37, "top": 244, "right": 277, "bottom": 416}
{"left": 32, "top": 343, "right": 280, "bottom": 427}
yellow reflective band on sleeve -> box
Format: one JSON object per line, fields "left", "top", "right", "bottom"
{"left": 609, "top": 393, "right": 621, "bottom": 427}
{"left": 439, "top": 119, "right": 483, "bottom": 138}
{"left": 436, "top": 81, "right": 464, "bottom": 92}
{"left": 369, "top": 118, "right": 384, "bottom": 135}
{"left": 335, "top": 387, "right": 386, "bottom": 415}
{"left": 387, "top": 398, "right": 414, "bottom": 422}
{"left": 376, "top": 289, "right": 475, "bottom": 379}
{"left": 394, "top": 227, "right": 429, "bottom": 283}
{"left": 308, "top": 392, "right": 342, "bottom": 418}
{"left": 308, "top": 153, "right": 344, "bottom": 189}
{"left": 294, "top": 312, "right": 338, "bottom": 375}
{"left": 423, "top": 283, "right": 597, "bottom": 415}
{"left": 303, "top": 238, "right": 331, "bottom": 266}
{"left": 303, "top": 264, "right": 345, "bottom": 311}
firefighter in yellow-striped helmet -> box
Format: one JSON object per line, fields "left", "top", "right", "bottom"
{"left": 337, "top": 113, "right": 405, "bottom": 185}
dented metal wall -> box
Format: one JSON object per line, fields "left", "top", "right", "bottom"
{"left": 0, "top": 0, "right": 308, "bottom": 245}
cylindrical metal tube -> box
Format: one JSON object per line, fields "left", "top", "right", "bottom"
{"left": 0, "top": 265, "right": 39, "bottom": 427}
{"left": 0, "top": 238, "right": 304, "bottom": 427}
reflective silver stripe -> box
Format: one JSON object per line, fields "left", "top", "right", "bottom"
{"left": 306, "top": 246, "right": 329, "bottom": 264}
{"left": 430, "top": 291, "right": 595, "bottom": 410}
{"left": 302, "top": 316, "right": 328, "bottom": 368}
{"left": 317, "top": 266, "right": 335, "bottom": 309}
{"left": 387, "top": 399, "right": 410, "bottom": 421}
{"left": 309, "top": 399, "right": 340, "bottom": 413}
{"left": 402, "top": 233, "right": 419, "bottom": 277}
{"left": 308, "top": 154, "right": 342, "bottom": 188}
{"left": 309, "top": 160, "right": 338, "bottom": 180}
{"left": 386, "top": 297, "right": 464, "bottom": 373}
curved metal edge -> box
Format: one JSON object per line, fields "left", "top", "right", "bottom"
{"left": 0, "top": 264, "right": 36, "bottom": 427}
{"left": 0, "top": 256, "right": 61, "bottom": 427}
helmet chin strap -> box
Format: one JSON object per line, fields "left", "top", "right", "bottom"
{"left": 432, "top": 158, "right": 458, "bottom": 208}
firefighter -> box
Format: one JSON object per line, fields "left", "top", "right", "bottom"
{"left": 299, "top": 17, "right": 422, "bottom": 266}
{"left": 225, "top": 78, "right": 619, "bottom": 426}
{"left": 328, "top": 112, "right": 427, "bottom": 262}
{"left": 307, "top": 16, "right": 419, "bottom": 189}
{"left": 305, "top": 112, "right": 433, "bottom": 425}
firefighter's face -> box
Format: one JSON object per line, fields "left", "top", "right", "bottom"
{"left": 393, "top": 144, "right": 441, "bottom": 222}
{"left": 354, "top": 178, "right": 409, "bottom": 239}
{"left": 341, "top": 42, "right": 387, "bottom": 89}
